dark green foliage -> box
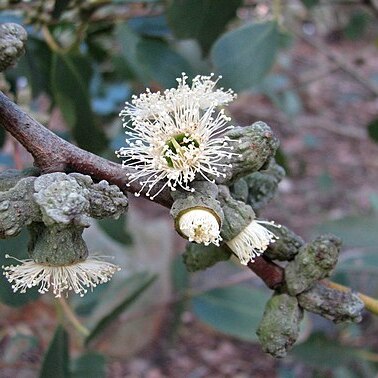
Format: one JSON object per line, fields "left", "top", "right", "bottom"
{"left": 211, "top": 21, "right": 279, "bottom": 91}
{"left": 51, "top": 53, "right": 108, "bottom": 153}
{"left": 40, "top": 326, "right": 69, "bottom": 378}
{"left": 367, "top": 118, "right": 378, "bottom": 143}
{"left": 192, "top": 285, "right": 270, "bottom": 342}
{"left": 167, "top": 0, "right": 241, "bottom": 55}
{"left": 71, "top": 352, "right": 106, "bottom": 378}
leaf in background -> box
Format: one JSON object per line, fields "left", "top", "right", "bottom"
{"left": 52, "top": 0, "right": 72, "bottom": 20}
{"left": 300, "top": 0, "right": 319, "bottom": 8}
{"left": 6, "top": 36, "right": 53, "bottom": 98}
{"left": 367, "top": 118, "right": 378, "bottom": 143}
{"left": 0, "top": 229, "right": 40, "bottom": 307}
{"left": 71, "top": 352, "right": 106, "bottom": 378}
{"left": 167, "top": 0, "right": 241, "bottom": 55}
{"left": 336, "top": 251, "right": 378, "bottom": 276}
{"left": 97, "top": 215, "right": 133, "bottom": 245}
{"left": 211, "top": 21, "right": 279, "bottom": 91}
{"left": 128, "top": 15, "right": 170, "bottom": 38}
{"left": 291, "top": 333, "right": 365, "bottom": 369}
{"left": 136, "top": 37, "right": 194, "bottom": 88}
{"left": 50, "top": 53, "right": 107, "bottom": 153}
{"left": 344, "top": 11, "right": 371, "bottom": 40}
{"left": 166, "top": 256, "right": 189, "bottom": 341}
{"left": 192, "top": 285, "right": 269, "bottom": 342}
{"left": 116, "top": 23, "right": 150, "bottom": 84}
{"left": 315, "top": 215, "right": 378, "bottom": 249}
{"left": 0, "top": 127, "right": 5, "bottom": 148}
{"left": 40, "top": 326, "right": 69, "bottom": 378}
{"left": 85, "top": 272, "right": 157, "bottom": 345}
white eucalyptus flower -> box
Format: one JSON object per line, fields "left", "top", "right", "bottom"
{"left": 2, "top": 255, "right": 120, "bottom": 297}
{"left": 226, "top": 220, "right": 279, "bottom": 265}
{"left": 116, "top": 74, "right": 237, "bottom": 199}
{"left": 178, "top": 208, "right": 222, "bottom": 246}
{"left": 122, "top": 73, "right": 236, "bottom": 120}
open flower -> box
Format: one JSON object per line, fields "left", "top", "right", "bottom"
{"left": 2, "top": 255, "right": 120, "bottom": 297}
{"left": 226, "top": 220, "right": 279, "bottom": 265}
{"left": 178, "top": 208, "right": 222, "bottom": 246}
{"left": 116, "top": 74, "right": 237, "bottom": 199}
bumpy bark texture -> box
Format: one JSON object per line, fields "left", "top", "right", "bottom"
{"left": 216, "top": 122, "right": 279, "bottom": 185}
{"left": 28, "top": 223, "right": 89, "bottom": 265}
{"left": 182, "top": 243, "right": 231, "bottom": 272}
{"left": 0, "top": 176, "right": 40, "bottom": 238}
{"left": 243, "top": 159, "right": 285, "bottom": 210}
{"left": 298, "top": 282, "right": 364, "bottom": 323}
{"left": 285, "top": 234, "right": 341, "bottom": 296}
{"left": 0, "top": 23, "right": 27, "bottom": 72}
{"left": 0, "top": 172, "right": 128, "bottom": 263}
{"left": 217, "top": 185, "right": 255, "bottom": 241}
{"left": 257, "top": 293, "right": 303, "bottom": 358}
{"left": 264, "top": 224, "right": 304, "bottom": 261}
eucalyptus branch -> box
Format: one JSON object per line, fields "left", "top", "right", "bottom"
{"left": 0, "top": 91, "right": 173, "bottom": 207}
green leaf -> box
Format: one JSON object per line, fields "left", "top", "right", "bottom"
{"left": 336, "top": 250, "right": 378, "bottom": 275}
{"left": 292, "top": 333, "right": 364, "bottom": 369}
{"left": 85, "top": 272, "right": 157, "bottom": 345}
{"left": 344, "top": 11, "right": 371, "bottom": 40}
{"left": 315, "top": 215, "right": 378, "bottom": 249}
{"left": 116, "top": 23, "right": 150, "bottom": 84}
{"left": 192, "top": 285, "right": 270, "bottom": 342}
{"left": 40, "top": 326, "right": 69, "bottom": 378}
{"left": 71, "top": 352, "right": 106, "bottom": 378}
{"left": 97, "top": 216, "right": 133, "bottom": 246}
{"left": 167, "top": 0, "right": 241, "bottom": 54}
{"left": 50, "top": 53, "right": 107, "bottom": 153}
{"left": 6, "top": 36, "right": 53, "bottom": 98}
{"left": 166, "top": 256, "right": 189, "bottom": 341}
{"left": 0, "top": 127, "right": 5, "bottom": 148}
{"left": 136, "top": 37, "right": 194, "bottom": 88}
{"left": 116, "top": 24, "right": 193, "bottom": 88}
{"left": 367, "top": 118, "right": 378, "bottom": 143}
{"left": 0, "top": 229, "right": 40, "bottom": 307}
{"left": 300, "top": 0, "right": 319, "bottom": 8}
{"left": 211, "top": 21, "right": 279, "bottom": 91}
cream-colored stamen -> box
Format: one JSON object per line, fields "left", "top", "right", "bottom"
{"left": 178, "top": 208, "right": 222, "bottom": 246}
{"left": 226, "top": 220, "right": 279, "bottom": 265}
{"left": 2, "top": 255, "right": 120, "bottom": 297}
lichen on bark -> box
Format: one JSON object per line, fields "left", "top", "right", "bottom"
{"left": 297, "top": 282, "right": 364, "bottom": 323}
{"left": 285, "top": 234, "right": 341, "bottom": 296}
{"left": 257, "top": 293, "right": 303, "bottom": 358}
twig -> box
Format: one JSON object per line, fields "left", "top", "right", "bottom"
{"left": 57, "top": 297, "right": 90, "bottom": 337}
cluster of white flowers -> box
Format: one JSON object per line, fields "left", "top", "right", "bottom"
{"left": 3, "top": 255, "right": 120, "bottom": 298}
{"left": 116, "top": 73, "right": 237, "bottom": 199}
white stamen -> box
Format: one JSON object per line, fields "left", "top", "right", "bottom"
{"left": 116, "top": 74, "right": 238, "bottom": 197}
{"left": 2, "top": 255, "right": 121, "bottom": 297}
{"left": 178, "top": 208, "right": 222, "bottom": 246}
{"left": 226, "top": 220, "right": 279, "bottom": 265}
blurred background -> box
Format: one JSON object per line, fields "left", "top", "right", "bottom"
{"left": 1, "top": 0, "right": 378, "bottom": 377}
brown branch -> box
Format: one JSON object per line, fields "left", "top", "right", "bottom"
{"left": 0, "top": 91, "right": 172, "bottom": 208}
{"left": 248, "top": 256, "right": 285, "bottom": 290}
